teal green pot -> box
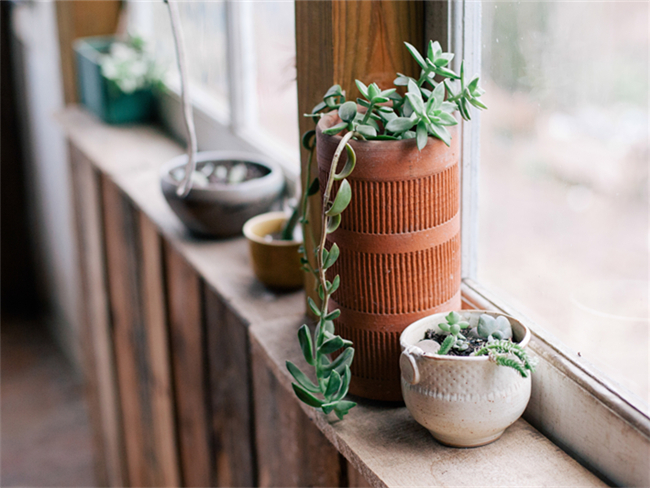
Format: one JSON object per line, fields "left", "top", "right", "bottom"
{"left": 74, "top": 36, "right": 155, "bottom": 125}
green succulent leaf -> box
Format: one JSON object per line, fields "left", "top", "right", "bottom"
{"left": 292, "top": 383, "right": 324, "bottom": 407}
{"left": 404, "top": 41, "right": 426, "bottom": 69}
{"left": 323, "top": 320, "right": 335, "bottom": 335}
{"left": 338, "top": 101, "right": 357, "bottom": 123}
{"left": 320, "top": 335, "right": 346, "bottom": 355}
{"left": 323, "top": 121, "right": 348, "bottom": 135}
{"left": 355, "top": 80, "right": 369, "bottom": 99}
{"left": 386, "top": 117, "right": 416, "bottom": 133}
{"left": 298, "top": 324, "right": 314, "bottom": 364}
{"left": 438, "top": 334, "right": 455, "bottom": 355}
{"left": 324, "top": 309, "right": 341, "bottom": 321}
{"left": 367, "top": 83, "right": 380, "bottom": 100}
{"left": 324, "top": 84, "right": 343, "bottom": 99}
{"left": 436, "top": 111, "right": 458, "bottom": 126}
{"left": 326, "top": 214, "right": 341, "bottom": 233}
{"left": 334, "top": 365, "right": 352, "bottom": 401}
{"left": 324, "top": 369, "right": 342, "bottom": 399}
{"left": 469, "top": 97, "right": 488, "bottom": 110}
{"left": 328, "top": 275, "right": 341, "bottom": 294}
{"left": 333, "top": 144, "right": 356, "bottom": 181}
{"left": 446, "top": 311, "right": 461, "bottom": 324}
{"left": 393, "top": 73, "right": 411, "bottom": 86}
{"left": 436, "top": 66, "right": 459, "bottom": 79}
{"left": 356, "top": 124, "right": 377, "bottom": 138}
{"left": 427, "top": 123, "right": 451, "bottom": 146}
{"left": 429, "top": 40, "right": 442, "bottom": 60}
{"left": 326, "top": 179, "right": 352, "bottom": 216}
{"left": 311, "top": 101, "right": 327, "bottom": 114}
{"left": 324, "top": 243, "right": 340, "bottom": 268}
{"left": 286, "top": 361, "right": 320, "bottom": 393}
{"left": 416, "top": 120, "right": 428, "bottom": 150}
{"left": 434, "top": 52, "right": 454, "bottom": 67}
{"left": 324, "top": 347, "right": 354, "bottom": 374}
{"left": 307, "top": 298, "right": 321, "bottom": 317}
{"left": 334, "top": 400, "right": 357, "bottom": 420}
{"left": 301, "top": 130, "right": 316, "bottom": 150}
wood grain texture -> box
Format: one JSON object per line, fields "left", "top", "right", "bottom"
{"left": 164, "top": 244, "right": 212, "bottom": 487}
{"left": 102, "top": 176, "right": 157, "bottom": 486}
{"left": 56, "top": 1, "right": 121, "bottom": 105}
{"left": 137, "top": 214, "right": 180, "bottom": 487}
{"left": 250, "top": 314, "right": 607, "bottom": 488}
{"left": 204, "top": 286, "right": 256, "bottom": 487}
{"left": 69, "top": 145, "right": 126, "bottom": 487}
{"left": 251, "top": 318, "right": 342, "bottom": 487}
{"left": 332, "top": 0, "right": 424, "bottom": 99}
{"left": 347, "top": 460, "right": 373, "bottom": 488}
{"left": 295, "top": 1, "right": 425, "bottom": 316}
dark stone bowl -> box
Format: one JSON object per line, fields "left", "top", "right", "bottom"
{"left": 161, "top": 151, "right": 285, "bottom": 238}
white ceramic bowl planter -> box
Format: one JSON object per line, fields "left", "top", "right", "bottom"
{"left": 400, "top": 311, "right": 532, "bottom": 447}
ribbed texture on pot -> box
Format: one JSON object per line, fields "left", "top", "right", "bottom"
{"left": 316, "top": 112, "right": 462, "bottom": 402}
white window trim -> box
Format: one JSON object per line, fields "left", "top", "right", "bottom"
{"left": 129, "top": 0, "right": 300, "bottom": 185}
{"left": 430, "top": 2, "right": 650, "bottom": 486}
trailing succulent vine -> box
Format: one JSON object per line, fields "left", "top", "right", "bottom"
{"left": 287, "top": 40, "right": 486, "bottom": 418}
{"left": 428, "top": 312, "right": 537, "bottom": 378}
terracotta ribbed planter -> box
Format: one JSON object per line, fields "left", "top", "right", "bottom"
{"left": 316, "top": 111, "right": 461, "bottom": 402}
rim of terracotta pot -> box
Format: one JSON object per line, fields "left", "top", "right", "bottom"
{"left": 161, "top": 150, "right": 283, "bottom": 195}
{"left": 316, "top": 111, "right": 459, "bottom": 180}
{"left": 243, "top": 211, "right": 302, "bottom": 247}
{"left": 400, "top": 310, "right": 531, "bottom": 362}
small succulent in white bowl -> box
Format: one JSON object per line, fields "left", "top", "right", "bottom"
{"left": 400, "top": 311, "right": 536, "bottom": 447}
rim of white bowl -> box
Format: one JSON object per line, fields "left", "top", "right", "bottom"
{"left": 400, "top": 310, "right": 531, "bottom": 362}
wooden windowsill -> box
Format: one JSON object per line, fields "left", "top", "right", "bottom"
{"left": 57, "top": 106, "right": 607, "bottom": 487}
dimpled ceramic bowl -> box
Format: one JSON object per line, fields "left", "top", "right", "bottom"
{"left": 400, "top": 311, "right": 532, "bottom": 447}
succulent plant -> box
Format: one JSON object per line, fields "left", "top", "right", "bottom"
{"left": 289, "top": 40, "right": 486, "bottom": 418}
{"left": 310, "top": 40, "right": 486, "bottom": 150}
{"left": 437, "top": 311, "right": 471, "bottom": 355}
{"left": 431, "top": 312, "right": 536, "bottom": 378}
{"left": 476, "top": 314, "right": 513, "bottom": 341}
{"left": 475, "top": 340, "right": 537, "bottom": 378}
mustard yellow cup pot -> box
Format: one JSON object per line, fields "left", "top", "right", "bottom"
{"left": 243, "top": 212, "right": 303, "bottom": 290}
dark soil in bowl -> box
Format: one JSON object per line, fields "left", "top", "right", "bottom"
{"left": 423, "top": 330, "right": 487, "bottom": 356}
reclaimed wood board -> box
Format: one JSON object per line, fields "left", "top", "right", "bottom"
{"left": 137, "top": 213, "right": 181, "bottom": 487}
{"left": 164, "top": 244, "right": 212, "bottom": 487}
{"left": 204, "top": 286, "right": 256, "bottom": 487}
{"left": 69, "top": 145, "right": 126, "bottom": 487}
{"left": 251, "top": 317, "right": 343, "bottom": 487}
{"left": 102, "top": 176, "right": 156, "bottom": 486}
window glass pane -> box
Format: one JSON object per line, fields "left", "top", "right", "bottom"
{"left": 479, "top": 2, "right": 649, "bottom": 406}
{"left": 251, "top": 1, "right": 299, "bottom": 153}
{"left": 142, "top": 1, "right": 229, "bottom": 109}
